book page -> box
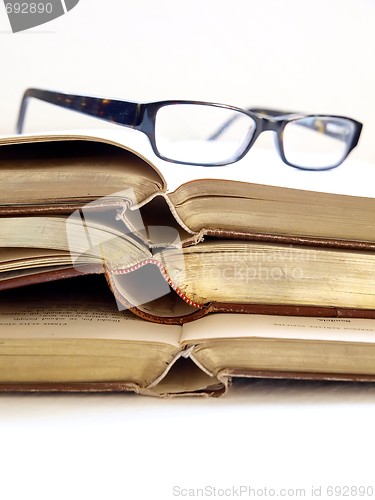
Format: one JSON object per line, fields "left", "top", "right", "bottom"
{"left": 0, "top": 302, "right": 180, "bottom": 345}
{"left": 0, "top": 248, "right": 74, "bottom": 274}
{"left": 181, "top": 313, "right": 375, "bottom": 345}
{"left": 0, "top": 130, "right": 165, "bottom": 206}
{"left": 0, "top": 276, "right": 182, "bottom": 346}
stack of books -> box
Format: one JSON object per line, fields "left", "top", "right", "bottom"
{"left": 1, "top": 131, "right": 375, "bottom": 396}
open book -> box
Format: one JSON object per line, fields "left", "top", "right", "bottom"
{"left": 2, "top": 275, "right": 375, "bottom": 397}
{"left": 1, "top": 131, "right": 375, "bottom": 323}
{"left": 1, "top": 131, "right": 375, "bottom": 247}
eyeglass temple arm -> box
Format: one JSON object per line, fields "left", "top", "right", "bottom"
{"left": 208, "top": 107, "right": 346, "bottom": 142}
{"left": 16, "top": 88, "right": 140, "bottom": 134}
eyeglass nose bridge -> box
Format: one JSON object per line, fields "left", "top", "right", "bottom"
{"left": 250, "top": 115, "right": 282, "bottom": 148}
{"left": 250, "top": 114, "right": 285, "bottom": 160}
{"left": 257, "top": 115, "right": 281, "bottom": 133}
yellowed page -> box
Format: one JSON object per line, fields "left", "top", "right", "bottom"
{"left": 181, "top": 314, "right": 375, "bottom": 345}
{"left": 0, "top": 215, "right": 150, "bottom": 270}
{"left": 0, "top": 274, "right": 183, "bottom": 386}
{"left": 0, "top": 131, "right": 165, "bottom": 205}
{"left": 0, "top": 248, "right": 74, "bottom": 274}
{"left": 0, "top": 294, "right": 181, "bottom": 346}
{"left": 0, "top": 247, "right": 67, "bottom": 262}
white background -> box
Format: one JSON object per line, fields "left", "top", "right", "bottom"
{"left": 1, "top": 1, "right": 375, "bottom": 499}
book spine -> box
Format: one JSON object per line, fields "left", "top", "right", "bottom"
{"left": 111, "top": 259, "right": 204, "bottom": 309}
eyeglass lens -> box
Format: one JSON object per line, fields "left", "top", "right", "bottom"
{"left": 282, "top": 117, "right": 355, "bottom": 170}
{"left": 155, "top": 104, "right": 256, "bottom": 165}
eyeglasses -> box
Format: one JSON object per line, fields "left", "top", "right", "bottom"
{"left": 17, "top": 88, "right": 363, "bottom": 170}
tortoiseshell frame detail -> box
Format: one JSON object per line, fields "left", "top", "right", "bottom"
{"left": 17, "top": 88, "right": 363, "bottom": 170}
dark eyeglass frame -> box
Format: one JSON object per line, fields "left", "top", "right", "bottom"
{"left": 16, "top": 88, "right": 363, "bottom": 170}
